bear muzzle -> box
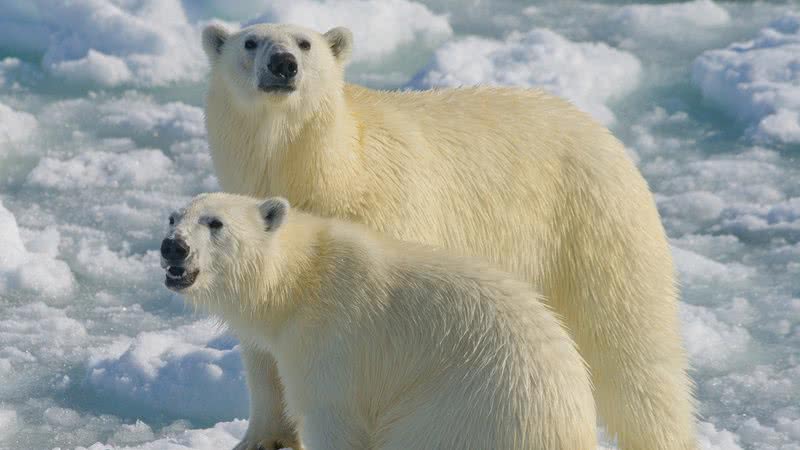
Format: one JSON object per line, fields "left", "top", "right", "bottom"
{"left": 257, "top": 52, "right": 298, "bottom": 93}
{"left": 257, "top": 72, "right": 297, "bottom": 93}
{"left": 160, "top": 237, "right": 199, "bottom": 291}
{"left": 160, "top": 237, "right": 189, "bottom": 262}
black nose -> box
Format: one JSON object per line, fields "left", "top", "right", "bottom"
{"left": 161, "top": 238, "right": 189, "bottom": 261}
{"left": 267, "top": 53, "right": 298, "bottom": 79}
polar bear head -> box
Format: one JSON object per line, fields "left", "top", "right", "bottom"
{"left": 160, "top": 193, "right": 289, "bottom": 299}
{"left": 202, "top": 22, "right": 353, "bottom": 113}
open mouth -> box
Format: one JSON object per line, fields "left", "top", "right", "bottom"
{"left": 164, "top": 265, "right": 199, "bottom": 291}
{"left": 258, "top": 84, "right": 296, "bottom": 93}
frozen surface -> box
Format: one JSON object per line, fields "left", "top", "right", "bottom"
{"left": 86, "top": 321, "right": 247, "bottom": 424}
{"left": 611, "top": 0, "right": 731, "bottom": 37}
{"left": 0, "top": 199, "right": 74, "bottom": 297}
{"left": 411, "top": 28, "right": 641, "bottom": 125}
{"left": 246, "top": 0, "right": 452, "bottom": 64}
{"left": 5, "top": 0, "right": 206, "bottom": 87}
{"left": 692, "top": 13, "right": 800, "bottom": 144}
{"left": 0, "top": 101, "right": 37, "bottom": 144}
{"left": 0, "top": 1, "right": 798, "bottom": 449}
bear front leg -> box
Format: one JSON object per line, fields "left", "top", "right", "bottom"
{"left": 234, "top": 345, "right": 303, "bottom": 450}
{"left": 301, "top": 407, "right": 369, "bottom": 450}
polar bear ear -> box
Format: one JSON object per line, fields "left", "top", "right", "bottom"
{"left": 323, "top": 27, "right": 353, "bottom": 64}
{"left": 259, "top": 197, "right": 290, "bottom": 232}
{"left": 202, "top": 23, "right": 230, "bottom": 62}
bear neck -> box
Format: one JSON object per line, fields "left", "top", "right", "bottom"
{"left": 215, "top": 213, "right": 333, "bottom": 348}
{"left": 208, "top": 80, "right": 366, "bottom": 218}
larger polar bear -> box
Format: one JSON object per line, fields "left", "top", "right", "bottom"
{"left": 161, "top": 193, "right": 597, "bottom": 450}
{"left": 202, "top": 23, "right": 697, "bottom": 450}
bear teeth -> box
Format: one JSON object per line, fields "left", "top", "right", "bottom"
{"left": 166, "top": 267, "right": 186, "bottom": 279}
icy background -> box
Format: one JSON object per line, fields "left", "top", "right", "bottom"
{"left": 0, "top": 0, "right": 798, "bottom": 449}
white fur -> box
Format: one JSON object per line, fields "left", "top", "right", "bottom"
{"left": 204, "top": 23, "right": 697, "bottom": 450}
{"left": 167, "top": 193, "right": 597, "bottom": 450}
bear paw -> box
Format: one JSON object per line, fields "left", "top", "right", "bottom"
{"left": 232, "top": 436, "right": 303, "bottom": 450}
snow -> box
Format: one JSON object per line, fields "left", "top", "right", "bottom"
{"left": 28, "top": 148, "right": 173, "bottom": 190}
{"left": 246, "top": 0, "right": 452, "bottom": 64}
{"left": 0, "top": 199, "right": 75, "bottom": 297}
{"left": 71, "top": 420, "right": 246, "bottom": 450}
{"left": 692, "top": 13, "right": 800, "bottom": 144}
{"left": 697, "top": 421, "right": 743, "bottom": 450}
{"left": 680, "top": 302, "right": 751, "bottom": 371}
{"left": 74, "top": 240, "right": 161, "bottom": 285}
{"left": 0, "top": 101, "right": 37, "bottom": 144}
{"left": 0, "top": 409, "right": 18, "bottom": 436}
{"left": 36, "top": 0, "right": 205, "bottom": 87}
{"left": 87, "top": 321, "right": 247, "bottom": 423}
{"left": 411, "top": 28, "right": 641, "bottom": 125}
{"left": 49, "top": 49, "right": 135, "bottom": 87}
{"left": 672, "top": 246, "right": 753, "bottom": 284}
{"left": 97, "top": 94, "right": 206, "bottom": 141}
{"left": 0, "top": 0, "right": 452, "bottom": 87}
{"left": 0, "top": 0, "right": 798, "bottom": 449}
{"left": 611, "top": 0, "right": 731, "bottom": 37}
{"left": 0, "top": 301, "right": 87, "bottom": 411}
{"left": 757, "top": 109, "right": 800, "bottom": 144}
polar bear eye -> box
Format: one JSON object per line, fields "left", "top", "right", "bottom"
{"left": 244, "top": 39, "right": 257, "bottom": 50}
{"left": 169, "top": 216, "right": 175, "bottom": 226}
{"left": 298, "top": 39, "right": 311, "bottom": 51}
{"left": 208, "top": 219, "right": 224, "bottom": 229}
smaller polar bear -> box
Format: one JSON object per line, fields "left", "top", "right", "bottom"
{"left": 160, "top": 193, "right": 596, "bottom": 450}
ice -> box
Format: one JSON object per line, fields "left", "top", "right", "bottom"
{"left": 757, "top": 109, "right": 800, "bottom": 144}
{"left": 0, "top": 101, "right": 37, "bottom": 144}
{"left": 0, "top": 58, "right": 21, "bottom": 87}
{"left": 73, "top": 420, "right": 247, "bottom": 450}
{"left": 1, "top": 0, "right": 799, "bottom": 448}
{"left": 86, "top": 320, "right": 247, "bottom": 423}
{"left": 75, "top": 240, "right": 161, "bottom": 285}
{"left": 44, "top": 407, "right": 84, "bottom": 428}
{"left": 715, "top": 197, "right": 800, "bottom": 243}
{"left": 0, "top": 199, "right": 27, "bottom": 269}
{"left": 0, "top": 301, "right": 87, "bottom": 407}
{"left": 0, "top": 199, "right": 75, "bottom": 297}
{"left": 245, "top": 0, "right": 452, "bottom": 64}
{"left": 97, "top": 94, "right": 206, "bottom": 141}
{"left": 50, "top": 50, "right": 135, "bottom": 87}
{"left": 28, "top": 148, "right": 173, "bottom": 190}
{"left": 697, "top": 421, "right": 743, "bottom": 450}
{"left": 0, "top": 0, "right": 204, "bottom": 87}
{"left": 0, "top": 0, "right": 452, "bottom": 87}
{"left": 672, "top": 246, "right": 753, "bottom": 284}
{"left": 108, "top": 420, "right": 156, "bottom": 446}
{"left": 692, "top": 13, "right": 800, "bottom": 144}
{"left": 36, "top": 0, "right": 204, "bottom": 87}
{"left": 611, "top": 0, "right": 730, "bottom": 38}
{"left": 0, "top": 409, "right": 18, "bottom": 436}
{"left": 411, "top": 28, "right": 641, "bottom": 125}
{"left": 36, "top": 93, "right": 207, "bottom": 150}
{"left": 680, "top": 302, "right": 750, "bottom": 371}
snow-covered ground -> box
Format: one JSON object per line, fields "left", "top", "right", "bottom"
{"left": 0, "top": 1, "right": 798, "bottom": 449}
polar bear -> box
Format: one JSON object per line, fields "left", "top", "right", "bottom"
{"left": 160, "top": 193, "right": 597, "bottom": 450}
{"left": 202, "top": 23, "right": 696, "bottom": 450}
